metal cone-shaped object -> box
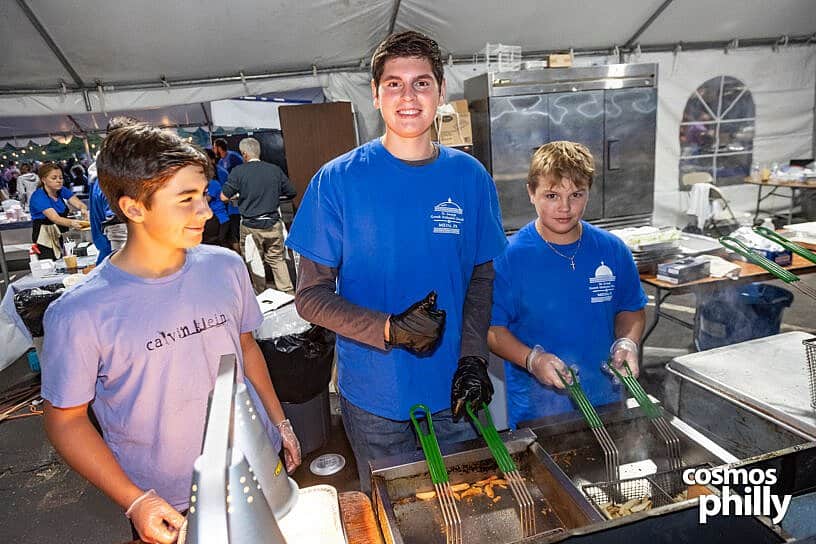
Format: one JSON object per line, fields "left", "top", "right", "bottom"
{"left": 227, "top": 448, "right": 288, "bottom": 542}
{"left": 234, "top": 383, "right": 298, "bottom": 518}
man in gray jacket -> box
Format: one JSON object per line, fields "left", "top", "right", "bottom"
{"left": 221, "top": 137, "right": 296, "bottom": 294}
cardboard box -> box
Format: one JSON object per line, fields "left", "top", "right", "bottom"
{"left": 432, "top": 100, "right": 472, "bottom": 147}
{"left": 547, "top": 54, "right": 573, "bottom": 68}
{"left": 657, "top": 256, "right": 711, "bottom": 284}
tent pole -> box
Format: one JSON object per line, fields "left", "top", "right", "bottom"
{"left": 15, "top": 0, "right": 85, "bottom": 88}
{"left": 387, "top": 0, "right": 402, "bottom": 35}
{"left": 623, "top": 0, "right": 675, "bottom": 49}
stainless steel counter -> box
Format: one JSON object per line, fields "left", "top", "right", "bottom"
{"left": 667, "top": 331, "right": 816, "bottom": 439}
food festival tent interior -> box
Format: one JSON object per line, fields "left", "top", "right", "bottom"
{"left": 1, "top": 0, "right": 815, "bottom": 227}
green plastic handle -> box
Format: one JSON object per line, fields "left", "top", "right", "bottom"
{"left": 753, "top": 226, "right": 816, "bottom": 264}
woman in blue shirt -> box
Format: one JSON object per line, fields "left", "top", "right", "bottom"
{"left": 29, "top": 164, "right": 88, "bottom": 260}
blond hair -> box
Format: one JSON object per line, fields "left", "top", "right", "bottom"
{"left": 527, "top": 141, "right": 594, "bottom": 191}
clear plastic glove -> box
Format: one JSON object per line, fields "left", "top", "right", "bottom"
{"left": 450, "top": 356, "right": 494, "bottom": 421}
{"left": 527, "top": 345, "right": 572, "bottom": 389}
{"left": 610, "top": 337, "right": 639, "bottom": 378}
{"left": 125, "top": 489, "right": 184, "bottom": 544}
{"left": 387, "top": 291, "right": 446, "bottom": 355}
{"left": 277, "top": 418, "right": 302, "bottom": 474}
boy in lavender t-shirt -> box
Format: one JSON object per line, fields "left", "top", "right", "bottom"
{"left": 41, "top": 124, "right": 301, "bottom": 544}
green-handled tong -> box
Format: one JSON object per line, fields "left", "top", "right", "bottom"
{"left": 607, "top": 360, "right": 682, "bottom": 472}
{"left": 720, "top": 235, "right": 816, "bottom": 300}
{"left": 753, "top": 226, "right": 816, "bottom": 264}
{"left": 409, "top": 404, "right": 462, "bottom": 544}
{"left": 466, "top": 403, "right": 535, "bottom": 537}
{"left": 555, "top": 368, "right": 620, "bottom": 484}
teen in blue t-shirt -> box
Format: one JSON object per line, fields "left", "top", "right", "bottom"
{"left": 286, "top": 31, "right": 506, "bottom": 494}
{"left": 488, "top": 142, "right": 647, "bottom": 429}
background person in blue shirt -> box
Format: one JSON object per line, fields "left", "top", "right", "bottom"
{"left": 488, "top": 142, "right": 647, "bottom": 429}
{"left": 29, "top": 163, "right": 88, "bottom": 260}
{"left": 89, "top": 116, "right": 141, "bottom": 264}
{"left": 286, "top": 31, "right": 506, "bottom": 493}
{"left": 202, "top": 162, "right": 230, "bottom": 246}
{"left": 208, "top": 144, "right": 242, "bottom": 251}
{"left": 213, "top": 138, "right": 244, "bottom": 173}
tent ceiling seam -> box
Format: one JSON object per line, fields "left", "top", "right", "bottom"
{"left": 15, "top": 0, "right": 85, "bottom": 88}
{"left": 1, "top": 34, "right": 814, "bottom": 98}
{"left": 623, "top": 0, "right": 675, "bottom": 49}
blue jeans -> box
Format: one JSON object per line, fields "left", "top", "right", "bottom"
{"left": 340, "top": 395, "right": 478, "bottom": 494}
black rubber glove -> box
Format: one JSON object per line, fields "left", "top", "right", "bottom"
{"left": 451, "top": 356, "right": 494, "bottom": 422}
{"left": 387, "top": 291, "right": 446, "bottom": 355}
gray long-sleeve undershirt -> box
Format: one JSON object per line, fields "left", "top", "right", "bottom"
{"left": 294, "top": 257, "right": 494, "bottom": 359}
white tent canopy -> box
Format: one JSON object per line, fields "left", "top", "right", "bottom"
{"left": 2, "top": 0, "right": 814, "bottom": 112}
{"left": 1, "top": 0, "right": 815, "bottom": 226}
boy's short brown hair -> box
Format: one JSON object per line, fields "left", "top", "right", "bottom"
{"left": 371, "top": 30, "right": 444, "bottom": 89}
{"left": 527, "top": 141, "right": 595, "bottom": 191}
{"left": 97, "top": 123, "right": 208, "bottom": 221}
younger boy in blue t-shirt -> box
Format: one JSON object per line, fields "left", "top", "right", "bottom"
{"left": 488, "top": 141, "right": 648, "bottom": 429}
{"left": 41, "top": 124, "right": 301, "bottom": 544}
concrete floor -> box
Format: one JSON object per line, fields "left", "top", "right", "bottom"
{"left": 0, "top": 264, "right": 814, "bottom": 543}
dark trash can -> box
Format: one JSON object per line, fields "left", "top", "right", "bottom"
{"left": 258, "top": 320, "right": 335, "bottom": 455}
{"left": 694, "top": 283, "right": 794, "bottom": 351}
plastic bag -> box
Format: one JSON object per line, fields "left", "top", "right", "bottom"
{"left": 259, "top": 326, "right": 335, "bottom": 404}
{"left": 13, "top": 283, "right": 65, "bottom": 337}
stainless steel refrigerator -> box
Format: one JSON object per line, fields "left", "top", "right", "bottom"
{"left": 464, "top": 63, "right": 658, "bottom": 232}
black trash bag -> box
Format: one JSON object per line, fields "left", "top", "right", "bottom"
{"left": 259, "top": 325, "right": 335, "bottom": 404}
{"left": 13, "top": 283, "right": 66, "bottom": 337}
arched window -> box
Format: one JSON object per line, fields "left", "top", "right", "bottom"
{"left": 679, "top": 76, "right": 755, "bottom": 188}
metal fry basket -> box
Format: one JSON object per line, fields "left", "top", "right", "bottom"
{"left": 804, "top": 337, "right": 816, "bottom": 410}
{"left": 582, "top": 464, "right": 711, "bottom": 518}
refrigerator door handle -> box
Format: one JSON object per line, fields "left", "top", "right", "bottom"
{"left": 606, "top": 138, "right": 621, "bottom": 171}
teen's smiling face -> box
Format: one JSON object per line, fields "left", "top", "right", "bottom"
{"left": 372, "top": 56, "right": 444, "bottom": 140}
{"left": 136, "top": 164, "right": 212, "bottom": 250}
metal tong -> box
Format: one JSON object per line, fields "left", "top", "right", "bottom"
{"left": 410, "top": 404, "right": 462, "bottom": 544}
{"left": 720, "top": 235, "right": 816, "bottom": 301}
{"left": 606, "top": 360, "right": 683, "bottom": 473}
{"left": 556, "top": 368, "right": 620, "bottom": 487}
{"left": 466, "top": 403, "right": 536, "bottom": 539}
{"left": 753, "top": 226, "right": 816, "bottom": 264}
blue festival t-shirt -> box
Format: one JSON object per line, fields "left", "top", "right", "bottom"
{"left": 207, "top": 179, "right": 230, "bottom": 224}
{"left": 29, "top": 186, "right": 73, "bottom": 220}
{"left": 286, "top": 138, "right": 506, "bottom": 420}
{"left": 491, "top": 221, "right": 648, "bottom": 429}
{"left": 215, "top": 164, "right": 239, "bottom": 216}
{"left": 89, "top": 176, "right": 115, "bottom": 263}
{"left": 40, "top": 245, "right": 275, "bottom": 510}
